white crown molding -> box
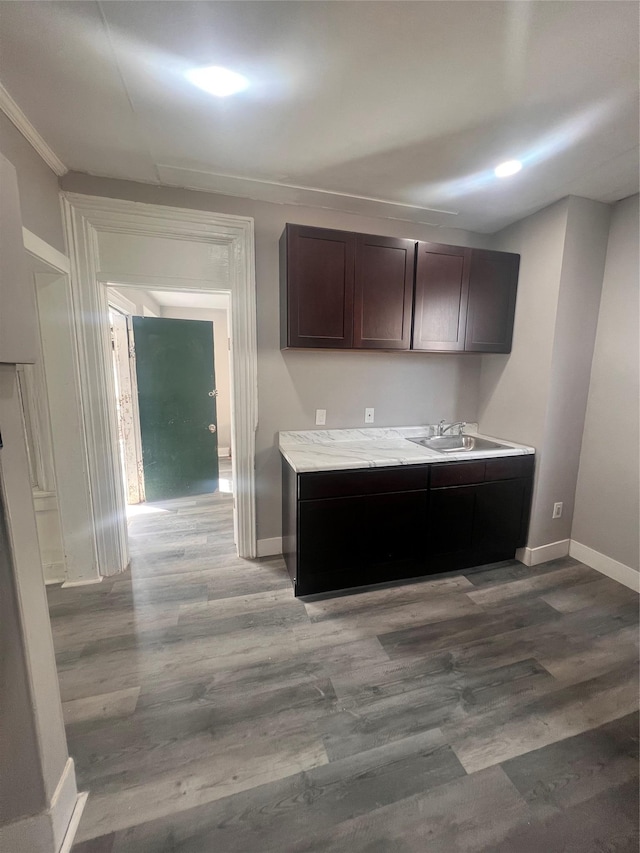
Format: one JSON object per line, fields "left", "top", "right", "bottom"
{"left": 0, "top": 80, "right": 67, "bottom": 176}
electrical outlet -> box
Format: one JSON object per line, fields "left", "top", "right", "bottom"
{"left": 315, "top": 409, "right": 326, "bottom": 426}
{"left": 552, "top": 502, "right": 563, "bottom": 519}
{"left": 364, "top": 407, "right": 375, "bottom": 424}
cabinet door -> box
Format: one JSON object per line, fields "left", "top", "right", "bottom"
{"left": 354, "top": 234, "right": 415, "bottom": 349}
{"left": 473, "top": 479, "right": 529, "bottom": 552}
{"left": 282, "top": 225, "right": 355, "bottom": 348}
{"left": 412, "top": 242, "right": 470, "bottom": 351}
{"left": 428, "top": 485, "right": 477, "bottom": 556}
{"left": 429, "top": 477, "right": 532, "bottom": 564}
{"left": 465, "top": 249, "right": 520, "bottom": 353}
{"left": 298, "top": 490, "right": 428, "bottom": 594}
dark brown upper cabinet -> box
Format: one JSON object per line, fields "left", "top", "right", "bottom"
{"left": 281, "top": 225, "right": 414, "bottom": 350}
{"left": 413, "top": 242, "right": 470, "bottom": 352}
{"left": 354, "top": 234, "right": 415, "bottom": 350}
{"left": 280, "top": 224, "right": 356, "bottom": 349}
{"left": 464, "top": 249, "right": 520, "bottom": 353}
{"left": 280, "top": 224, "right": 520, "bottom": 354}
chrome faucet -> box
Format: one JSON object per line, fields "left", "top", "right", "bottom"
{"left": 437, "top": 419, "right": 467, "bottom": 436}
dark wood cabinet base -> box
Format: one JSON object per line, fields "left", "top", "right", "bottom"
{"left": 282, "top": 455, "right": 534, "bottom": 598}
{"left": 292, "top": 550, "right": 525, "bottom": 598}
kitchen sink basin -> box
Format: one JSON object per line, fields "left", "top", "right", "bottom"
{"left": 407, "top": 435, "right": 508, "bottom": 453}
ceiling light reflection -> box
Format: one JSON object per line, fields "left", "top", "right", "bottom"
{"left": 494, "top": 160, "right": 522, "bottom": 177}
{"left": 186, "top": 65, "right": 249, "bottom": 97}
{"left": 413, "top": 97, "right": 621, "bottom": 202}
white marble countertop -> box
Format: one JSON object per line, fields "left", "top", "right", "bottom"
{"left": 279, "top": 425, "right": 535, "bottom": 473}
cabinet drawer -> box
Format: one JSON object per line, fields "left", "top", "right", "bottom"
{"left": 299, "top": 465, "right": 429, "bottom": 500}
{"left": 484, "top": 455, "right": 534, "bottom": 481}
{"left": 430, "top": 461, "right": 486, "bottom": 488}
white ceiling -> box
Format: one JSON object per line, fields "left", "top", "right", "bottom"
{"left": 0, "top": 1, "right": 638, "bottom": 232}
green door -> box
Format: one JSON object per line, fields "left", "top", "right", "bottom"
{"left": 132, "top": 316, "right": 219, "bottom": 501}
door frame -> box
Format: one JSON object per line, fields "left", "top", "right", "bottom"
{"left": 22, "top": 228, "right": 101, "bottom": 584}
{"left": 108, "top": 305, "right": 145, "bottom": 505}
{"left": 61, "top": 193, "right": 257, "bottom": 572}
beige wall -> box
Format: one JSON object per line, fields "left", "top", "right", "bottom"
{"left": 572, "top": 195, "right": 640, "bottom": 572}
{"left": 160, "top": 306, "right": 232, "bottom": 454}
{"left": 61, "top": 172, "right": 488, "bottom": 540}
{"left": 0, "top": 112, "right": 65, "bottom": 252}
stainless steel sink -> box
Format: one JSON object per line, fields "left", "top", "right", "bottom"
{"left": 407, "top": 435, "right": 508, "bottom": 453}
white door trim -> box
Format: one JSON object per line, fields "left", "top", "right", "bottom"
{"left": 61, "top": 192, "right": 258, "bottom": 570}
{"left": 22, "top": 227, "right": 70, "bottom": 274}
{"left": 20, "top": 228, "right": 100, "bottom": 583}
{"left": 109, "top": 310, "right": 145, "bottom": 505}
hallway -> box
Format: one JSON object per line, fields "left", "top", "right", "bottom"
{"left": 46, "top": 483, "right": 639, "bottom": 852}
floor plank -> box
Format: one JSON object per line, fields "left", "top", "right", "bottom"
{"left": 501, "top": 712, "right": 639, "bottom": 819}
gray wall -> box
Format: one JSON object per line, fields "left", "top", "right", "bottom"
{"left": 480, "top": 196, "right": 612, "bottom": 553}
{"left": 572, "top": 195, "right": 640, "bottom": 571}
{"left": 530, "top": 197, "right": 610, "bottom": 547}
{"left": 0, "top": 488, "right": 44, "bottom": 821}
{"left": 0, "top": 112, "right": 65, "bottom": 252}
{"left": 61, "top": 172, "right": 488, "bottom": 540}
{"left": 478, "top": 198, "right": 569, "bottom": 450}
{"left": 0, "top": 139, "right": 73, "bottom": 839}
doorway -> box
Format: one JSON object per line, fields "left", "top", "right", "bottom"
{"left": 107, "top": 285, "right": 234, "bottom": 511}
{"left": 62, "top": 193, "right": 257, "bottom": 572}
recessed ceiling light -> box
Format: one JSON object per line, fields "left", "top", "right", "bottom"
{"left": 494, "top": 160, "right": 523, "bottom": 178}
{"left": 186, "top": 65, "right": 249, "bottom": 97}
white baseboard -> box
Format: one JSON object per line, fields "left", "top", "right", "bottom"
{"left": 218, "top": 446, "right": 231, "bottom": 458}
{"left": 44, "top": 561, "right": 67, "bottom": 585}
{"left": 569, "top": 540, "right": 640, "bottom": 593}
{"left": 61, "top": 575, "right": 103, "bottom": 588}
{"left": 0, "top": 757, "right": 78, "bottom": 853}
{"left": 257, "top": 537, "right": 283, "bottom": 557}
{"left": 59, "top": 792, "right": 88, "bottom": 853}
{"left": 515, "top": 539, "right": 570, "bottom": 566}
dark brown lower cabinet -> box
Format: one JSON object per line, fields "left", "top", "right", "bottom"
{"left": 282, "top": 455, "right": 534, "bottom": 597}
{"left": 428, "top": 478, "right": 532, "bottom": 573}
{"left": 297, "top": 490, "right": 429, "bottom": 596}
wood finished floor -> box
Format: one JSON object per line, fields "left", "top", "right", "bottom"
{"left": 46, "top": 476, "right": 639, "bottom": 852}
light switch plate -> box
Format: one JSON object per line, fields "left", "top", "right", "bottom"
{"left": 315, "top": 409, "right": 326, "bottom": 426}
{"left": 365, "top": 408, "right": 374, "bottom": 423}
